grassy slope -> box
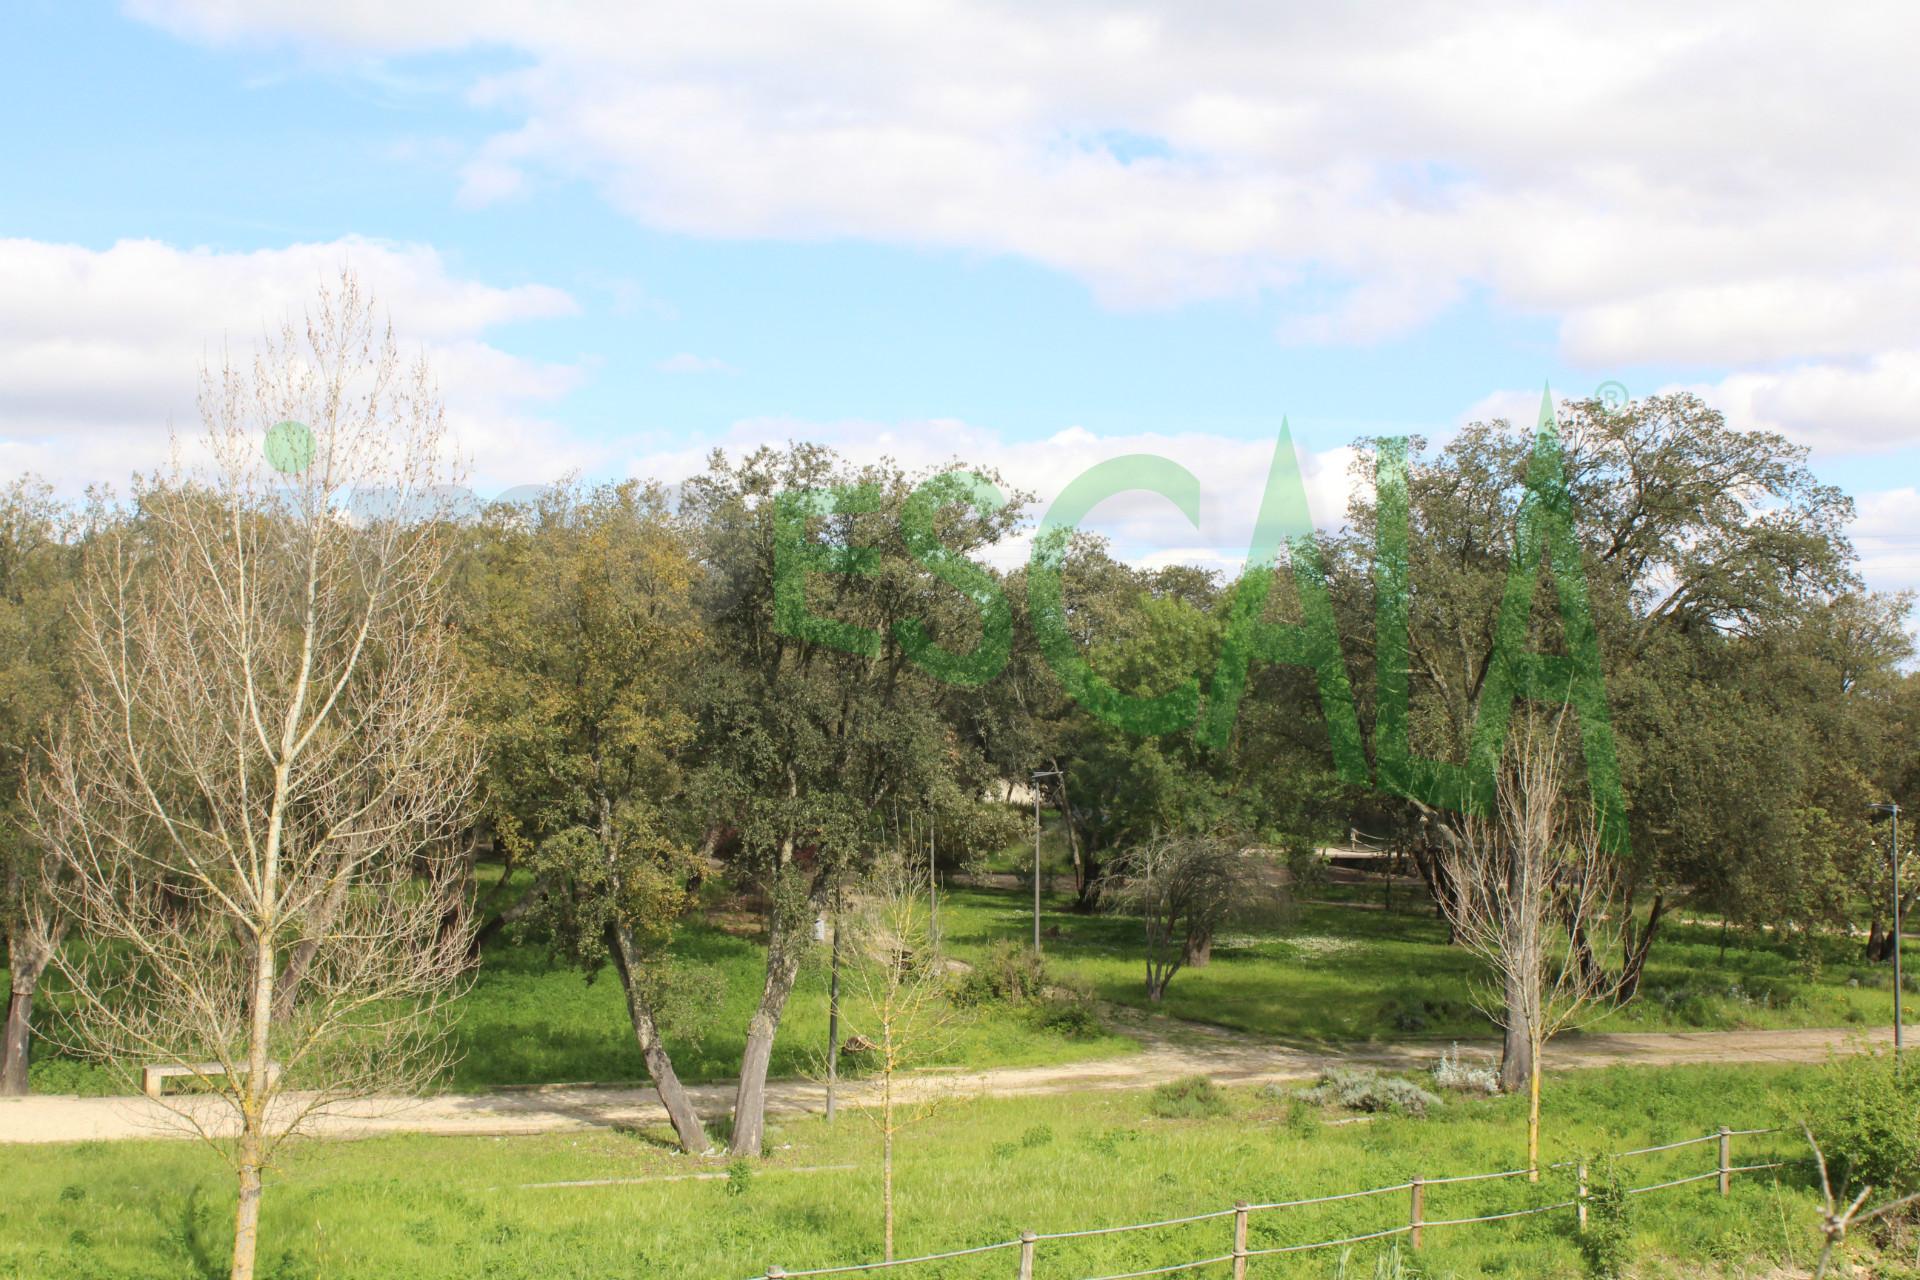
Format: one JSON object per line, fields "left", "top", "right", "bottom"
{"left": 1, "top": 1062, "right": 1845, "bottom": 1280}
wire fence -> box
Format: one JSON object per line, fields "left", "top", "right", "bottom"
{"left": 749, "top": 1124, "right": 1794, "bottom": 1280}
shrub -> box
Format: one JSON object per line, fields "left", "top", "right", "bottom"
{"left": 1805, "top": 1050, "right": 1920, "bottom": 1196}
{"left": 1150, "top": 1075, "right": 1230, "bottom": 1120}
{"left": 1570, "top": 1158, "right": 1631, "bottom": 1279}
{"left": 1296, "top": 1068, "right": 1441, "bottom": 1118}
{"left": 1030, "top": 981, "right": 1102, "bottom": 1038}
{"left": 955, "top": 940, "right": 1050, "bottom": 1007}
{"left": 724, "top": 1159, "right": 754, "bottom": 1198}
{"left": 1431, "top": 1044, "right": 1501, "bottom": 1095}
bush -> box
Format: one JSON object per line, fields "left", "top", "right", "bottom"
{"left": 1296, "top": 1068, "right": 1441, "bottom": 1118}
{"left": 1575, "top": 1159, "right": 1631, "bottom": 1279}
{"left": 1431, "top": 1044, "right": 1501, "bottom": 1095}
{"left": 954, "top": 940, "right": 1050, "bottom": 1007}
{"left": 1150, "top": 1075, "right": 1230, "bottom": 1120}
{"left": 1030, "top": 978, "right": 1101, "bottom": 1038}
{"left": 724, "top": 1158, "right": 754, "bottom": 1198}
{"left": 1805, "top": 1050, "right": 1920, "bottom": 1196}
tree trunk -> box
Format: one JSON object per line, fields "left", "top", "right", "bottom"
{"left": 1499, "top": 967, "right": 1534, "bottom": 1094}
{"left": 230, "top": 1151, "right": 263, "bottom": 1280}
{"left": 1183, "top": 927, "right": 1213, "bottom": 969}
{"left": 1868, "top": 918, "right": 1887, "bottom": 963}
{"left": 2, "top": 955, "right": 46, "bottom": 1096}
{"left": 233, "top": 931, "right": 276, "bottom": 1280}
{"left": 730, "top": 923, "right": 805, "bottom": 1156}
{"left": 606, "top": 924, "right": 709, "bottom": 1153}
{"left": 826, "top": 893, "right": 842, "bottom": 1123}
{"left": 1526, "top": 1048, "right": 1542, "bottom": 1183}
{"left": 1617, "top": 893, "right": 1666, "bottom": 1000}
{"left": 272, "top": 871, "right": 352, "bottom": 1023}
{"left": 882, "top": 1079, "right": 896, "bottom": 1262}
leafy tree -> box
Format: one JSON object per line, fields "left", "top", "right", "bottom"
{"left": 1099, "top": 832, "right": 1269, "bottom": 1001}
{"left": 1335, "top": 392, "right": 1862, "bottom": 988}
{"left": 462, "top": 480, "right": 715, "bottom": 1151}
{"left": 0, "top": 476, "right": 79, "bottom": 1095}
{"left": 679, "top": 445, "right": 1021, "bottom": 1154}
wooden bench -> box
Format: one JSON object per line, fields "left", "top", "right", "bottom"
{"left": 141, "top": 1061, "right": 283, "bottom": 1099}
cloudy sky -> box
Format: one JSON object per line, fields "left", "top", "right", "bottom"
{"left": 2, "top": 1, "right": 1915, "bottom": 590}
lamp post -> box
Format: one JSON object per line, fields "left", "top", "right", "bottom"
{"left": 1870, "top": 802, "right": 1904, "bottom": 1053}
{"left": 1031, "top": 769, "right": 1063, "bottom": 953}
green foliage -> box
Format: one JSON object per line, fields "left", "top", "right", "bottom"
{"left": 1148, "top": 1075, "right": 1228, "bottom": 1119}
{"left": 725, "top": 1158, "right": 755, "bottom": 1198}
{"left": 1575, "top": 1158, "right": 1632, "bottom": 1280}
{"left": 1804, "top": 1050, "right": 1920, "bottom": 1196}
{"left": 951, "top": 939, "right": 1103, "bottom": 1039}
{"left": 954, "top": 940, "right": 1050, "bottom": 1007}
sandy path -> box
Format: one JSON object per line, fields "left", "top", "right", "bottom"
{"left": 0, "top": 1024, "right": 1889, "bottom": 1147}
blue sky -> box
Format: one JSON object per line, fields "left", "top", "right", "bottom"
{"left": 2, "top": 1, "right": 1915, "bottom": 590}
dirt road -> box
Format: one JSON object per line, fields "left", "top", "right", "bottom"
{"left": 0, "top": 1023, "right": 1888, "bottom": 1147}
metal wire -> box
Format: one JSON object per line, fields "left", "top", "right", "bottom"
{"left": 1034, "top": 1208, "right": 1238, "bottom": 1242}
{"left": 748, "top": 1125, "right": 1792, "bottom": 1280}
{"left": 1420, "top": 1167, "right": 1532, "bottom": 1186}
{"left": 1244, "top": 1183, "right": 1411, "bottom": 1211}
{"left": 1077, "top": 1254, "right": 1235, "bottom": 1280}
{"left": 1626, "top": 1170, "right": 1722, "bottom": 1195}
{"left": 1615, "top": 1133, "right": 1722, "bottom": 1158}
{"left": 1245, "top": 1225, "right": 1414, "bottom": 1257}
{"left": 769, "top": 1238, "right": 1022, "bottom": 1277}
{"left": 1423, "top": 1200, "right": 1577, "bottom": 1228}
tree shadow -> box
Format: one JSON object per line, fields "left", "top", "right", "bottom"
{"left": 168, "top": 1183, "right": 224, "bottom": 1280}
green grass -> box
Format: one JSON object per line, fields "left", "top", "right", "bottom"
{"left": 6, "top": 884, "right": 1135, "bottom": 1097}
{"left": 11, "top": 856, "right": 1913, "bottom": 1098}
{"left": 441, "top": 908, "right": 1133, "bottom": 1090}
{"left": 936, "top": 880, "right": 1919, "bottom": 1045}
{"left": 0, "top": 1062, "right": 1856, "bottom": 1280}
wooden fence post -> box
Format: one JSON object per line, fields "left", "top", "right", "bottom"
{"left": 1232, "top": 1202, "right": 1249, "bottom": 1280}
{"left": 1018, "top": 1231, "right": 1035, "bottom": 1280}
{"left": 1718, "top": 1127, "right": 1732, "bottom": 1196}
{"left": 1409, "top": 1177, "right": 1424, "bottom": 1249}
{"left": 1576, "top": 1162, "right": 1589, "bottom": 1233}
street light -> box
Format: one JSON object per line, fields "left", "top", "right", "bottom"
{"left": 1031, "top": 769, "right": 1063, "bottom": 953}
{"left": 1870, "top": 802, "right": 1904, "bottom": 1053}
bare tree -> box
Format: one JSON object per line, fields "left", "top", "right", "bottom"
{"left": 30, "top": 274, "right": 477, "bottom": 1280}
{"left": 838, "top": 850, "right": 959, "bottom": 1261}
{"left": 1100, "top": 833, "right": 1264, "bottom": 1002}
{"left": 1433, "top": 710, "right": 1631, "bottom": 1180}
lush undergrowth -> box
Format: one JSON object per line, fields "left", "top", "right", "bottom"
{"left": 1, "top": 1062, "right": 1867, "bottom": 1280}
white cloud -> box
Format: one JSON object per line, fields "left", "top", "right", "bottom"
{"left": 0, "top": 237, "right": 593, "bottom": 492}
{"left": 1852, "top": 487, "right": 1920, "bottom": 599}
{"left": 622, "top": 414, "right": 1361, "bottom": 574}
{"left": 1682, "top": 354, "right": 1920, "bottom": 455}
{"left": 119, "top": 3, "right": 1920, "bottom": 460}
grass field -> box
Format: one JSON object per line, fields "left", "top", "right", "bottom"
{"left": 936, "top": 879, "right": 1914, "bottom": 1045}
{"left": 9, "top": 839, "right": 1913, "bottom": 1097}
{"left": 1, "top": 1062, "right": 1863, "bottom": 1280}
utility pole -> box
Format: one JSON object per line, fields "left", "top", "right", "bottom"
{"left": 1031, "top": 769, "right": 1063, "bottom": 953}
{"left": 826, "top": 879, "right": 842, "bottom": 1120}
{"left": 928, "top": 808, "right": 939, "bottom": 947}
{"left": 1871, "top": 802, "right": 1904, "bottom": 1053}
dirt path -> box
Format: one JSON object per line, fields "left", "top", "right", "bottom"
{"left": 0, "top": 1023, "right": 1888, "bottom": 1146}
